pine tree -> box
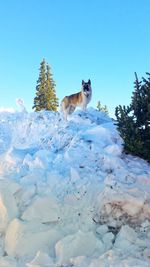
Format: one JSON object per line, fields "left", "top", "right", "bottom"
{"left": 97, "top": 100, "right": 109, "bottom": 114}
{"left": 33, "top": 59, "right": 59, "bottom": 112}
{"left": 33, "top": 59, "right": 47, "bottom": 111}
{"left": 115, "top": 73, "right": 150, "bottom": 162}
{"left": 45, "top": 64, "right": 59, "bottom": 111}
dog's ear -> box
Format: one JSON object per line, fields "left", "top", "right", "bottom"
{"left": 88, "top": 79, "right": 91, "bottom": 85}
{"left": 82, "top": 80, "right": 85, "bottom": 85}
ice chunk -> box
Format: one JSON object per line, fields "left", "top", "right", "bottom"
{"left": 27, "top": 251, "right": 54, "bottom": 267}
{"left": 5, "top": 218, "right": 63, "bottom": 259}
{"left": 21, "top": 195, "right": 60, "bottom": 223}
{"left": 55, "top": 230, "right": 104, "bottom": 265}
{"left": 0, "top": 256, "right": 17, "bottom": 267}
{"left": 0, "top": 188, "right": 18, "bottom": 232}
{"left": 114, "top": 225, "right": 138, "bottom": 251}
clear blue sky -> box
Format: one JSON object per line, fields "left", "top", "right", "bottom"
{"left": 0, "top": 0, "right": 150, "bottom": 117}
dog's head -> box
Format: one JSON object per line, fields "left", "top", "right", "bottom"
{"left": 82, "top": 79, "right": 92, "bottom": 96}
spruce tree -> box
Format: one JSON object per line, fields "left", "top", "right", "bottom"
{"left": 33, "top": 59, "right": 47, "bottom": 111}
{"left": 33, "top": 59, "right": 59, "bottom": 112}
{"left": 45, "top": 64, "right": 59, "bottom": 111}
{"left": 115, "top": 72, "right": 150, "bottom": 162}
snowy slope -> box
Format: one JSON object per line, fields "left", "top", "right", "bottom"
{"left": 0, "top": 107, "right": 150, "bottom": 267}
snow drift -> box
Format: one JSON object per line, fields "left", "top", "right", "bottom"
{"left": 0, "top": 107, "right": 150, "bottom": 266}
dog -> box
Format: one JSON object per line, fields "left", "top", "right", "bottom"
{"left": 61, "top": 79, "right": 92, "bottom": 120}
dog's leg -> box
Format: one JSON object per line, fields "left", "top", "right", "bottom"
{"left": 69, "top": 105, "right": 76, "bottom": 114}
{"left": 64, "top": 111, "right": 68, "bottom": 121}
{"left": 82, "top": 104, "right": 87, "bottom": 111}
{"left": 64, "top": 107, "right": 69, "bottom": 121}
{"left": 61, "top": 101, "right": 67, "bottom": 121}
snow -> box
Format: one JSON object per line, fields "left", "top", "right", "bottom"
{"left": 0, "top": 106, "right": 150, "bottom": 266}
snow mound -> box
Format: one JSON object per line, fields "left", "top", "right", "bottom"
{"left": 0, "top": 108, "right": 150, "bottom": 266}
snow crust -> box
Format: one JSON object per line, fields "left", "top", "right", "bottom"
{"left": 0, "top": 107, "right": 150, "bottom": 266}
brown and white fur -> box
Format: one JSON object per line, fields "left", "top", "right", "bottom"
{"left": 61, "top": 79, "right": 92, "bottom": 121}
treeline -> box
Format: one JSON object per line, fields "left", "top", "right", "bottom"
{"left": 33, "top": 59, "right": 150, "bottom": 162}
